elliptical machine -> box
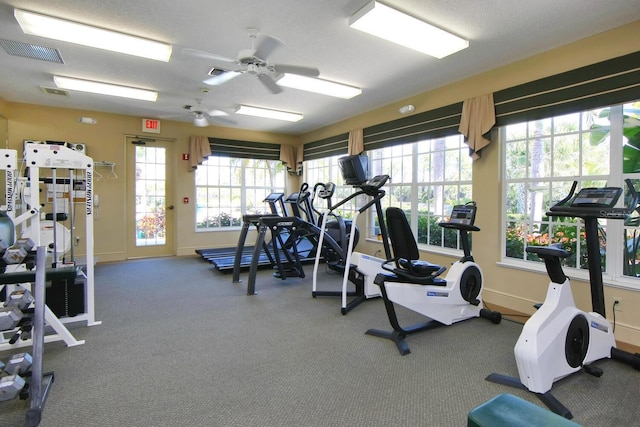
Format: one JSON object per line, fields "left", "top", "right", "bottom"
{"left": 366, "top": 202, "right": 501, "bottom": 355}
{"left": 312, "top": 154, "right": 393, "bottom": 314}
{"left": 487, "top": 180, "right": 640, "bottom": 419}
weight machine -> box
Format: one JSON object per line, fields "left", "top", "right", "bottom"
{"left": 0, "top": 143, "right": 100, "bottom": 350}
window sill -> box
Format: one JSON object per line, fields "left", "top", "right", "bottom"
{"left": 497, "top": 258, "right": 640, "bottom": 291}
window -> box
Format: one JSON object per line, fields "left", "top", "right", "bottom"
{"left": 502, "top": 101, "right": 640, "bottom": 286}
{"left": 304, "top": 134, "right": 473, "bottom": 251}
{"left": 195, "top": 156, "right": 286, "bottom": 230}
{"left": 303, "top": 154, "right": 360, "bottom": 220}
{"left": 368, "top": 134, "right": 473, "bottom": 250}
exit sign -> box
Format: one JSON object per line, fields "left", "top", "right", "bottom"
{"left": 142, "top": 118, "right": 161, "bottom": 133}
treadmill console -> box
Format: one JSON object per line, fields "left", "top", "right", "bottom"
{"left": 263, "top": 192, "right": 285, "bottom": 202}
{"left": 285, "top": 192, "right": 299, "bottom": 202}
{"left": 448, "top": 203, "right": 477, "bottom": 226}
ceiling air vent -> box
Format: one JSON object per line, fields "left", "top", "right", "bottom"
{"left": 40, "top": 87, "right": 69, "bottom": 96}
{"left": 0, "top": 39, "right": 64, "bottom": 63}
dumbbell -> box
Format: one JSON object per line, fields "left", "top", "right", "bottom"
{"left": 2, "top": 237, "right": 35, "bottom": 265}
{"left": 0, "top": 374, "right": 26, "bottom": 401}
{"left": 4, "top": 353, "right": 32, "bottom": 376}
{"left": 0, "top": 353, "right": 32, "bottom": 402}
{"left": 6, "top": 288, "right": 34, "bottom": 311}
{"left": 0, "top": 288, "right": 33, "bottom": 331}
{"left": 0, "top": 306, "right": 23, "bottom": 331}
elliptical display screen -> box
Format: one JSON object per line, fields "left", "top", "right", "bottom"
{"left": 338, "top": 155, "right": 369, "bottom": 185}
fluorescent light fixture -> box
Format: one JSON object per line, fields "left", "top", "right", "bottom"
{"left": 14, "top": 8, "right": 172, "bottom": 62}
{"left": 276, "top": 74, "right": 362, "bottom": 99}
{"left": 54, "top": 76, "right": 158, "bottom": 102}
{"left": 236, "top": 105, "right": 303, "bottom": 122}
{"left": 349, "top": 1, "right": 468, "bottom": 59}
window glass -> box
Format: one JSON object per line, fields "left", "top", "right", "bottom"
{"left": 195, "top": 157, "right": 286, "bottom": 230}
{"left": 503, "top": 101, "right": 640, "bottom": 287}
{"left": 305, "top": 134, "right": 473, "bottom": 250}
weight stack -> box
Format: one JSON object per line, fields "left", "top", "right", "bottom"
{"left": 46, "top": 277, "right": 85, "bottom": 317}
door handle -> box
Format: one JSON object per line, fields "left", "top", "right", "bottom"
{"left": 167, "top": 205, "right": 175, "bottom": 210}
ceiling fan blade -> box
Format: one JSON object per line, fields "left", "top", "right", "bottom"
{"left": 258, "top": 74, "right": 282, "bottom": 94}
{"left": 254, "top": 35, "right": 283, "bottom": 60}
{"left": 207, "top": 109, "right": 229, "bottom": 117}
{"left": 182, "top": 47, "right": 237, "bottom": 64}
{"left": 209, "top": 116, "right": 237, "bottom": 125}
{"left": 203, "top": 71, "right": 242, "bottom": 86}
{"left": 158, "top": 113, "right": 187, "bottom": 120}
{"left": 273, "top": 64, "right": 320, "bottom": 77}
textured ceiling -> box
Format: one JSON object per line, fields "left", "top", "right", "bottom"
{"left": 0, "top": 0, "right": 639, "bottom": 135}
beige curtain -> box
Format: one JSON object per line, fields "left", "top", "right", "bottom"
{"left": 280, "top": 144, "right": 302, "bottom": 174}
{"left": 348, "top": 129, "right": 364, "bottom": 155}
{"left": 189, "top": 136, "right": 211, "bottom": 170}
{"left": 458, "top": 93, "right": 496, "bottom": 161}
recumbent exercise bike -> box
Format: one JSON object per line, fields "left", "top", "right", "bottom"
{"left": 366, "top": 202, "right": 501, "bottom": 355}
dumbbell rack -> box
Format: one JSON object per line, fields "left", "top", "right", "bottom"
{"left": 0, "top": 247, "right": 54, "bottom": 427}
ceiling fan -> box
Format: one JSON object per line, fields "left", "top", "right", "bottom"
{"left": 161, "top": 99, "right": 234, "bottom": 127}
{"left": 183, "top": 28, "right": 320, "bottom": 94}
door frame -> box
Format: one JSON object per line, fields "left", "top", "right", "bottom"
{"left": 125, "top": 135, "right": 176, "bottom": 259}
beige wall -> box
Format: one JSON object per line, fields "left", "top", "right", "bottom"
{"left": 2, "top": 20, "right": 639, "bottom": 347}
{"left": 299, "top": 20, "right": 640, "bottom": 348}
{"left": 3, "top": 102, "right": 299, "bottom": 262}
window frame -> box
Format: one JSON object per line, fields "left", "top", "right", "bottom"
{"left": 304, "top": 133, "right": 473, "bottom": 255}
{"left": 194, "top": 156, "right": 287, "bottom": 232}
{"left": 499, "top": 102, "right": 640, "bottom": 290}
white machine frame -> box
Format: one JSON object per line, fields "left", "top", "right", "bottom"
{"left": 312, "top": 208, "right": 385, "bottom": 309}
{"left": 0, "top": 144, "right": 101, "bottom": 350}
{"left": 381, "top": 259, "right": 486, "bottom": 325}
{"left": 486, "top": 180, "right": 640, "bottom": 419}
{"left": 366, "top": 205, "right": 501, "bottom": 355}
{"left": 514, "top": 271, "right": 615, "bottom": 394}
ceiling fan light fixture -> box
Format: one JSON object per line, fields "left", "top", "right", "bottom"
{"left": 53, "top": 75, "right": 158, "bottom": 102}
{"left": 276, "top": 74, "right": 362, "bottom": 99}
{"left": 193, "top": 114, "right": 209, "bottom": 127}
{"left": 236, "top": 105, "right": 303, "bottom": 122}
{"left": 14, "top": 8, "right": 172, "bottom": 62}
{"left": 349, "top": 1, "right": 468, "bottom": 59}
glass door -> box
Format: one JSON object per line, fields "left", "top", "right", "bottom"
{"left": 126, "top": 137, "right": 175, "bottom": 258}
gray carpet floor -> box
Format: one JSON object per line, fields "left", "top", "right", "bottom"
{"left": 0, "top": 256, "right": 638, "bottom": 426}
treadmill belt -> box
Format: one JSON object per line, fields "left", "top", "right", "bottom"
{"left": 196, "top": 235, "right": 319, "bottom": 273}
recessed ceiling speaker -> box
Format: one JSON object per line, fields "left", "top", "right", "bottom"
{"left": 78, "top": 117, "right": 97, "bottom": 124}
{"left": 399, "top": 104, "right": 415, "bottom": 114}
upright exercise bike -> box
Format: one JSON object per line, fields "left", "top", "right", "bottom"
{"left": 366, "top": 202, "right": 501, "bottom": 355}
{"left": 487, "top": 180, "right": 640, "bottom": 419}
